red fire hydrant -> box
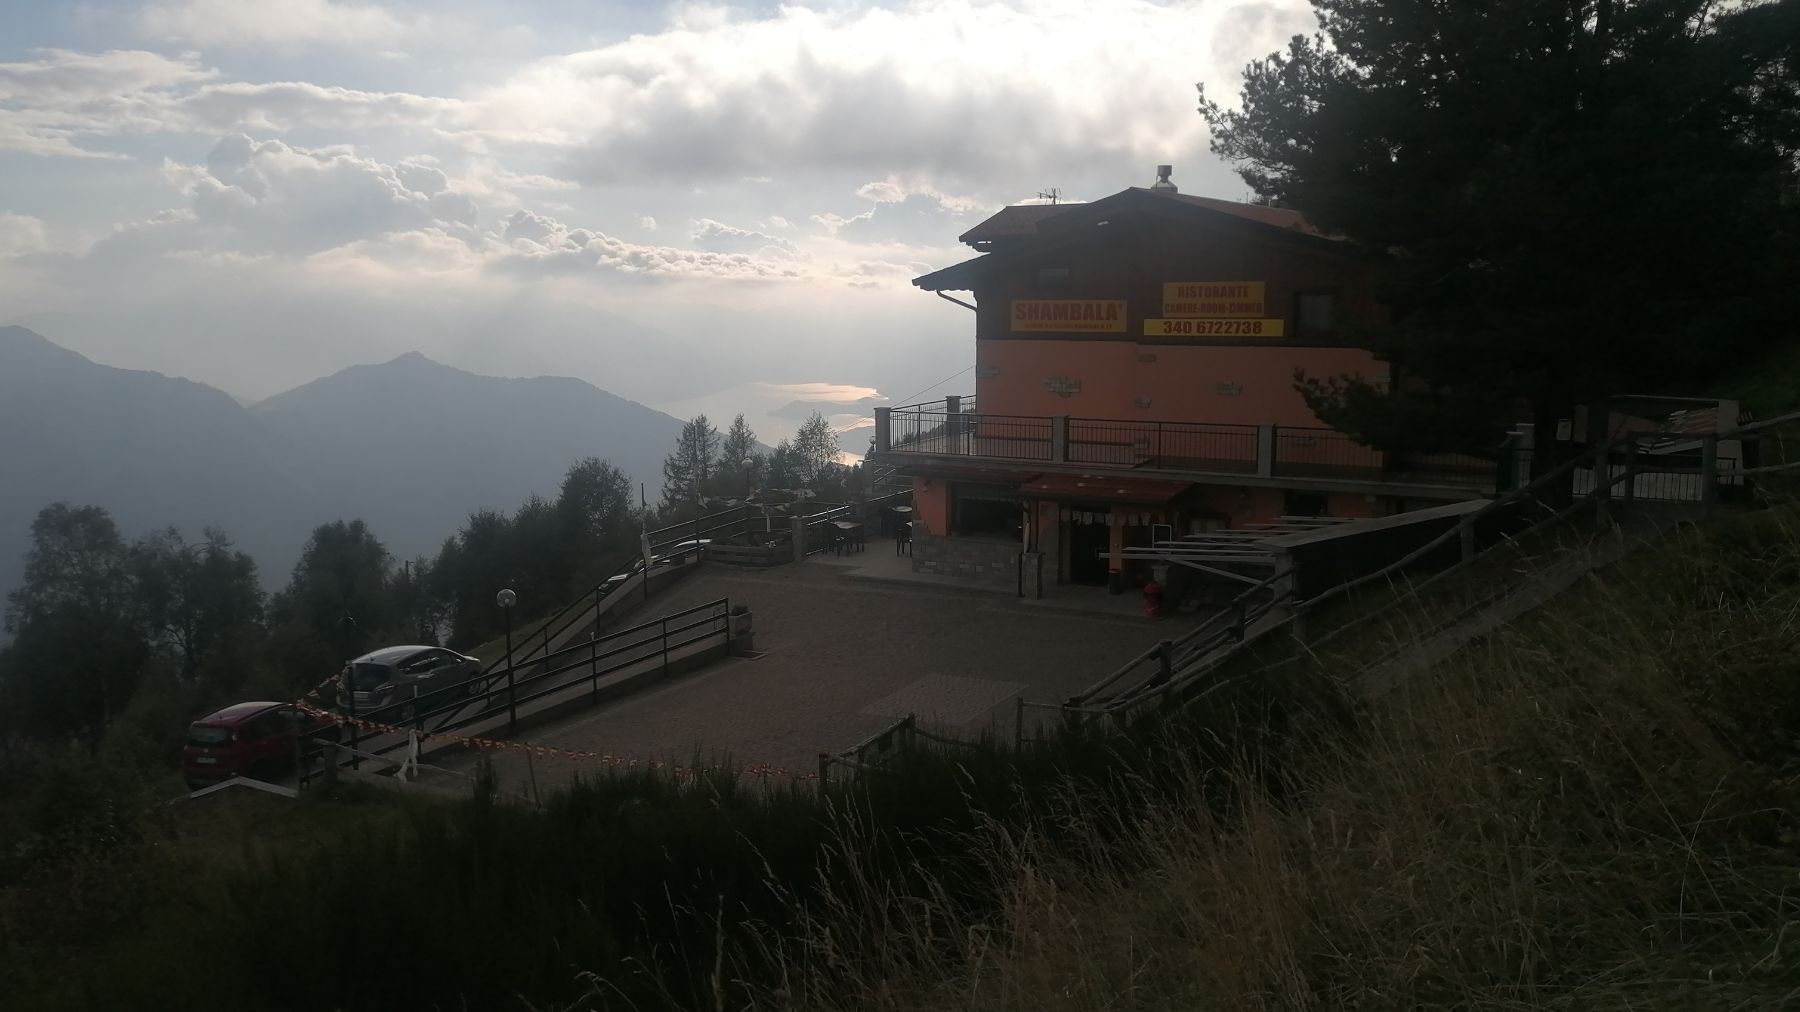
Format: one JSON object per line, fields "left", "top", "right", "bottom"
{"left": 1142, "top": 578, "right": 1164, "bottom": 618}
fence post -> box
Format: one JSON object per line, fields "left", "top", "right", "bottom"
{"left": 1052, "top": 415, "right": 1070, "bottom": 462}
{"left": 1258, "top": 424, "right": 1276, "bottom": 478}
{"left": 660, "top": 616, "right": 670, "bottom": 676}
{"left": 1621, "top": 433, "right": 1637, "bottom": 516}
{"left": 506, "top": 657, "right": 517, "bottom": 735}
{"left": 1459, "top": 520, "right": 1476, "bottom": 563}
{"left": 791, "top": 514, "right": 808, "bottom": 562}
{"left": 1156, "top": 639, "right": 1174, "bottom": 686}
{"left": 541, "top": 621, "right": 551, "bottom": 662}
{"left": 1014, "top": 696, "right": 1025, "bottom": 749}
{"left": 817, "top": 752, "right": 831, "bottom": 797}
{"left": 1589, "top": 417, "right": 1612, "bottom": 531}
{"left": 1700, "top": 432, "right": 1719, "bottom": 510}
{"left": 874, "top": 406, "right": 892, "bottom": 453}
{"left": 590, "top": 587, "right": 600, "bottom": 702}
{"left": 291, "top": 717, "right": 304, "bottom": 790}
{"left": 345, "top": 672, "right": 361, "bottom": 771}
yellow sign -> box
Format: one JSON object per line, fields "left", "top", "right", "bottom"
{"left": 1011, "top": 299, "right": 1128, "bottom": 333}
{"left": 1143, "top": 318, "right": 1287, "bottom": 338}
{"left": 1161, "top": 282, "right": 1265, "bottom": 317}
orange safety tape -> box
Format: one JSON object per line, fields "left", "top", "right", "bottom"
{"left": 296, "top": 702, "right": 819, "bottom": 781}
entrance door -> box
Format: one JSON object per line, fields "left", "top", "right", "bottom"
{"left": 1066, "top": 503, "right": 1111, "bottom": 585}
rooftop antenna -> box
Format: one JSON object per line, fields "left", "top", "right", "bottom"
{"left": 1037, "top": 187, "right": 1060, "bottom": 205}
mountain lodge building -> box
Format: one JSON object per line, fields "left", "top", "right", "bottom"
{"left": 868, "top": 167, "right": 1508, "bottom": 594}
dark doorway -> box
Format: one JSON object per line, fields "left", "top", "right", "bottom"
{"left": 1283, "top": 490, "right": 1329, "bottom": 517}
{"left": 1066, "top": 503, "right": 1111, "bottom": 585}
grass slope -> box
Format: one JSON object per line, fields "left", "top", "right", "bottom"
{"left": 771, "top": 509, "right": 1800, "bottom": 1011}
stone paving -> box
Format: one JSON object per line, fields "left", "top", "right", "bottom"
{"left": 425, "top": 558, "right": 1172, "bottom": 794}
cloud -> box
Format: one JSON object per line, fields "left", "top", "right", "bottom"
{"left": 497, "top": 209, "right": 809, "bottom": 281}
{"left": 0, "top": 212, "right": 49, "bottom": 257}
{"left": 0, "top": 48, "right": 215, "bottom": 157}
{"left": 474, "top": 0, "right": 1314, "bottom": 190}
{"left": 155, "top": 134, "right": 478, "bottom": 255}
{"left": 854, "top": 176, "right": 982, "bottom": 213}
{"left": 638, "top": 215, "right": 657, "bottom": 230}
{"left": 139, "top": 0, "right": 409, "bottom": 49}
{"left": 117, "top": 136, "right": 901, "bottom": 288}
{"left": 4, "top": 2, "right": 1313, "bottom": 200}
{"left": 811, "top": 210, "right": 873, "bottom": 235}
{"left": 0, "top": 49, "right": 474, "bottom": 158}
{"left": 689, "top": 217, "right": 801, "bottom": 258}
{"left": 176, "top": 81, "right": 473, "bottom": 134}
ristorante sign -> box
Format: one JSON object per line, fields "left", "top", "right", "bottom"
{"left": 1161, "top": 281, "right": 1264, "bottom": 317}
{"left": 1010, "top": 299, "right": 1128, "bottom": 333}
{"left": 1146, "top": 280, "right": 1284, "bottom": 338}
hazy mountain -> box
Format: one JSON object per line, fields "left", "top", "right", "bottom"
{"left": 770, "top": 396, "right": 883, "bottom": 421}
{"left": 0, "top": 328, "right": 685, "bottom": 599}
{"left": 249, "top": 352, "right": 684, "bottom": 565}
{"left": 0, "top": 325, "right": 321, "bottom": 598}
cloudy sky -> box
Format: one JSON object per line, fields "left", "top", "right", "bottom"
{"left": 0, "top": 0, "right": 1312, "bottom": 437}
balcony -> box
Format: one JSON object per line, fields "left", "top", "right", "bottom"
{"left": 872, "top": 398, "right": 1503, "bottom": 493}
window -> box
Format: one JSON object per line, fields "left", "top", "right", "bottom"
{"left": 401, "top": 650, "right": 449, "bottom": 674}
{"left": 245, "top": 712, "right": 284, "bottom": 740}
{"left": 952, "top": 483, "right": 1021, "bottom": 538}
{"left": 1034, "top": 267, "right": 1072, "bottom": 291}
{"left": 1296, "top": 292, "right": 1336, "bottom": 334}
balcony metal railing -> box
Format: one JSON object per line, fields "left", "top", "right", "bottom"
{"left": 873, "top": 399, "right": 1509, "bottom": 491}
{"left": 1066, "top": 418, "right": 1259, "bottom": 472}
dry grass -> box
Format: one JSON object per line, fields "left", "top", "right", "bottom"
{"left": 751, "top": 507, "right": 1800, "bottom": 1012}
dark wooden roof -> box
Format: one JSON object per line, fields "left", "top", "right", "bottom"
{"left": 916, "top": 187, "right": 1349, "bottom": 292}
{"left": 956, "top": 189, "right": 1326, "bottom": 251}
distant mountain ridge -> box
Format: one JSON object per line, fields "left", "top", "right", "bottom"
{"left": 0, "top": 326, "right": 685, "bottom": 598}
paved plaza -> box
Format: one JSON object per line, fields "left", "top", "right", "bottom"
{"left": 425, "top": 557, "right": 1170, "bottom": 793}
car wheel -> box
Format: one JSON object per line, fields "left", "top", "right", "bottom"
{"left": 399, "top": 702, "right": 417, "bottom": 723}
{"left": 467, "top": 677, "right": 484, "bottom": 697}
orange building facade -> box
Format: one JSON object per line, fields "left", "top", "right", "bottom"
{"left": 871, "top": 175, "right": 1502, "bottom": 592}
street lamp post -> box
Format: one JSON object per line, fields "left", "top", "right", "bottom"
{"left": 496, "top": 588, "right": 517, "bottom": 733}
{"left": 338, "top": 612, "right": 359, "bottom": 770}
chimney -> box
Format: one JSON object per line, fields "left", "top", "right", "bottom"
{"left": 1150, "top": 164, "right": 1177, "bottom": 192}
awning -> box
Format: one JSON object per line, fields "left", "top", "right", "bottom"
{"left": 1012, "top": 473, "right": 1194, "bottom": 504}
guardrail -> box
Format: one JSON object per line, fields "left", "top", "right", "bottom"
{"left": 303, "top": 598, "right": 734, "bottom": 781}
{"left": 801, "top": 490, "right": 912, "bottom": 557}
{"left": 490, "top": 493, "right": 909, "bottom": 674}
{"left": 877, "top": 401, "right": 1506, "bottom": 491}
{"left": 816, "top": 412, "right": 1794, "bottom": 771}
{"left": 1051, "top": 420, "right": 1752, "bottom": 729}
{"left": 1067, "top": 418, "right": 1259, "bottom": 470}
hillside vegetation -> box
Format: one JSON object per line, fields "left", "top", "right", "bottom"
{"left": 2, "top": 506, "right": 1796, "bottom": 1011}
{"left": 773, "top": 509, "right": 1800, "bottom": 1010}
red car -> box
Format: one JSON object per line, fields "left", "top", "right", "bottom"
{"left": 183, "top": 701, "right": 340, "bottom": 789}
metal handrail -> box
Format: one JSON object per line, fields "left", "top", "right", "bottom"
{"left": 1072, "top": 426, "right": 1713, "bottom": 718}
{"left": 304, "top": 598, "right": 733, "bottom": 778}
{"left": 484, "top": 506, "right": 762, "bottom": 675}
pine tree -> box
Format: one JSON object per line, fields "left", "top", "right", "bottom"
{"left": 1199, "top": 0, "right": 1800, "bottom": 472}
{"left": 719, "top": 414, "right": 761, "bottom": 496}
{"left": 660, "top": 415, "right": 721, "bottom": 512}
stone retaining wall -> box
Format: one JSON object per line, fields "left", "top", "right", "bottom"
{"left": 913, "top": 533, "right": 1019, "bottom": 589}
